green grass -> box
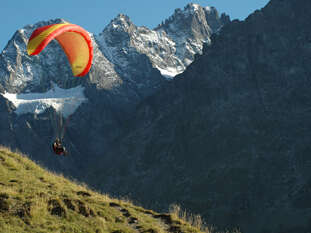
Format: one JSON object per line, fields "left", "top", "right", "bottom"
{"left": 0, "top": 146, "right": 240, "bottom": 233}
{"left": 0, "top": 146, "right": 208, "bottom": 233}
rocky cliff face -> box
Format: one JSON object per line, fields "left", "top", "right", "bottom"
{"left": 84, "top": 0, "right": 311, "bottom": 232}
{"left": 96, "top": 3, "right": 229, "bottom": 79}
{"left": 154, "top": 4, "right": 229, "bottom": 76}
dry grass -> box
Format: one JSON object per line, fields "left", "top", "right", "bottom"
{"left": 0, "top": 146, "right": 210, "bottom": 233}
{"left": 169, "top": 204, "right": 240, "bottom": 233}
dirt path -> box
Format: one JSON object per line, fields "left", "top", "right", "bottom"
{"left": 109, "top": 202, "right": 185, "bottom": 233}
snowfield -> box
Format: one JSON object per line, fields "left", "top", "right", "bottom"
{"left": 1, "top": 84, "right": 87, "bottom": 118}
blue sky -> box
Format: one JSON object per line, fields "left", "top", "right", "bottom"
{"left": 1, "top": 0, "right": 270, "bottom": 51}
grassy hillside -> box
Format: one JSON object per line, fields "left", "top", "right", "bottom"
{"left": 0, "top": 146, "right": 231, "bottom": 233}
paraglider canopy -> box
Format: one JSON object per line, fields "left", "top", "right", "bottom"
{"left": 27, "top": 23, "right": 93, "bottom": 77}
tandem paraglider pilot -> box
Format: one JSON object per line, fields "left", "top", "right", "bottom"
{"left": 52, "top": 138, "right": 68, "bottom": 156}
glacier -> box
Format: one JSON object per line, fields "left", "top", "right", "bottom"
{"left": 1, "top": 83, "right": 87, "bottom": 118}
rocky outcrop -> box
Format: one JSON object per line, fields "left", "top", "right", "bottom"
{"left": 155, "top": 4, "right": 229, "bottom": 75}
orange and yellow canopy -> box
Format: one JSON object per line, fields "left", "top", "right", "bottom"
{"left": 27, "top": 23, "right": 93, "bottom": 77}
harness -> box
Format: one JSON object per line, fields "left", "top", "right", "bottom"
{"left": 52, "top": 143, "right": 65, "bottom": 155}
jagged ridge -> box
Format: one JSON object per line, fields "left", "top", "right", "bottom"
{"left": 0, "top": 3, "right": 229, "bottom": 93}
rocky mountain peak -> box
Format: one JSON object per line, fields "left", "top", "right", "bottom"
{"left": 0, "top": 18, "right": 83, "bottom": 93}
{"left": 0, "top": 3, "right": 229, "bottom": 94}
{"left": 105, "top": 13, "right": 136, "bottom": 35}
{"left": 155, "top": 4, "right": 206, "bottom": 31}
{"left": 155, "top": 3, "right": 229, "bottom": 33}
{"left": 204, "top": 7, "right": 230, "bottom": 32}
{"left": 100, "top": 13, "right": 137, "bottom": 50}
{"left": 151, "top": 4, "right": 229, "bottom": 76}
{"left": 2, "top": 18, "right": 67, "bottom": 56}
{"left": 184, "top": 3, "right": 204, "bottom": 14}
{"left": 95, "top": 3, "right": 229, "bottom": 79}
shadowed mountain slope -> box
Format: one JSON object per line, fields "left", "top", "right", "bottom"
{"left": 87, "top": 0, "right": 311, "bottom": 232}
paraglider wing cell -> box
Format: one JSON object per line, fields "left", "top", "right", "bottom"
{"left": 27, "top": 23, "right": 93, "bottom": 77}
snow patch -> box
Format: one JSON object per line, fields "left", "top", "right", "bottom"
{"left": 1, "top": 84, "right": 87, "bottom": 118}
{"left": 192, "top": 4, "right": 200, "bottom": 11}
{"left": 205, "top": 6, "right": 211, "bottom": 12}
{"left": 155, "top": 66, "right": 183, "bottom": 79}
